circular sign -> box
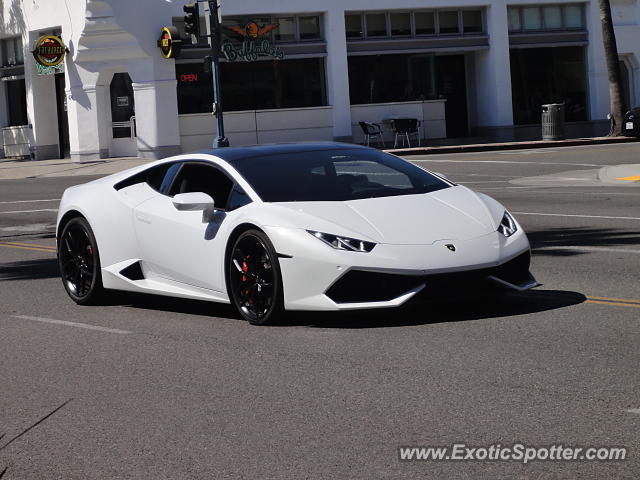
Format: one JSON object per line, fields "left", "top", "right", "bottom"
{"left": 32, "top": 35, "right": 67, "bottom": 67}
{"left": 158, "top": 26, "right": 182, "bottom": 59}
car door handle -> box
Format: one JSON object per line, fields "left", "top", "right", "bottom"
{"left": 136, "top": 212, "right": 152, "bottom": 224}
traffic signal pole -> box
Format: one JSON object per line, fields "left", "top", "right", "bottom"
{"left": 206, "top": 0, "right": 229, "bottom": 148}
{"left": 184, "top": 1, "right": 229, "bottom": 148}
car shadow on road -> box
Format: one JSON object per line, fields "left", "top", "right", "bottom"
{"left": 528, "top": 226, "right": 640, "bottom": 256}
{"left": 0, "top": 258, "right": 58, "bottom": 281}
{"left": 103, "top": 289, "right": 586, "bottom": 329}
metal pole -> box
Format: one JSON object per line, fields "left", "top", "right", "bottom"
{"left": 208, "top": 0, "right": 229, "bottom": 148}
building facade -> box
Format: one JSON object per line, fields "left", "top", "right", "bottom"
{"left": 0, "top": 0, "right": 638, "bottom": 161}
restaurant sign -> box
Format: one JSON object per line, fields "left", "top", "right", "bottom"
{"left": 222, "top": 22, "right": 285, "bottom": 62}
{"left": 32, "top": 35, "right": 68, "bottom": 75}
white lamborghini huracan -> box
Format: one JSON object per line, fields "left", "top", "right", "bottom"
{"left": 56, "top": 143, "right": 537, "bottom": 325}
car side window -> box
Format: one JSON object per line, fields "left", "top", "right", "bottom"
{"left": 227, "top": 185, "right": 252, "bottom": 211}
{"left": 114, "top": 162, "right": 177, "bottom": 192}
{"left": 158, "top": 163, "right": 182, "bottom": 195}
{"left": 168, "top": 163, "right": 234, "bottom": 210}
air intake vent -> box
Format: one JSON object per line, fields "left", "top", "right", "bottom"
{"left": 120, "top": 261, "right": 145, "bottom": 281}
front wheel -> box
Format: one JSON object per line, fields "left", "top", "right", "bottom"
{"left": 228, "top": 230, "right": 284, "bottom": 325}
{"left": 58, "top": 217, "right": 104, "bottom": 305}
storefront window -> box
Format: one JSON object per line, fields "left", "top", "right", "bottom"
{"left": 508, "top": 7, "right": 521, "bottom": 31}
{"left": 543, "top": 6, "right": 562, "bottom": 30}
{"left": 1, "top": 37, "right": 24, "bottom": 67}
{"left": 299, "top": 16, "right": 321, "bottom": 40}
{"left": 510, "top": 46, "right": 588, "bottom": 125}
{"left": 463, "top": 10, "right": 483, "bottom": 34}
{"left": 345, "top": 14, "right": 363, "bottom": 38}
{"left": 348, "top": 53, "right": 436, "bottom": 105}
{"left": 6, "top": 79, "right": 28, "bottom": 126}
{"left": 509, "top": 5, "right": 584, "bottom": 32}
{"left": 414, "top": 12, "right": 435, "bottom": 35}
{"left": 564, "top": 5, "right": 584, "bottom": 29}
{"left": 438, "top": 11, "right": 460, "bottom": 35}
{"left": 522, "top": 7, "right": 542, "bottom": 31}
{"left": 274, "top": 17, "right": 295, "bottom": 41}
{"left": 365, "top": 14, "right": 387, "bottom": 37}
{"left": 390, "top": 13, "right": 411, "bottom": 36}
{"left": 176, "top": 58, "right": 327, "bottom": 114}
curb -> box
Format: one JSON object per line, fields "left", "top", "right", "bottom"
{"left": 385, "top": 136, "right": 639, "bottom": 157}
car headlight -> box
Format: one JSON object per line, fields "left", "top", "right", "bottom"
{"left": 497, "top": 211, "right": 518, "bottom": 237}
{"left": 307, "top": 230, "right": 376, "bottom": 252}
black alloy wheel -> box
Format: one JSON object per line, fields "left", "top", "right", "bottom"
{"left": 58, "top": 217, "right": 104, "bottom": 305}
{"left": 229, "top": 230, "right": 284, "bottom": 325}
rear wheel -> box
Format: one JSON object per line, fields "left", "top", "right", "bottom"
{"left": 229, "top": 230, "right": 284, "bottom": 325}
{"left": 58, "top": 217, "right": 104, "bottom": 305}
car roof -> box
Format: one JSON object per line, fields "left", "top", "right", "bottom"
{"left": 197, "top": 142, "right": 370, "bottom": 164}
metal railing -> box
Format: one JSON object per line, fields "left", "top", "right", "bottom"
{"left": 112, "top": 116, "right": 136, "bottom": 137}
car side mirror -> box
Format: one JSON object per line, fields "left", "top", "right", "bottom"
{"left": 172, "top": 192, "right": 215, "bottom": 211}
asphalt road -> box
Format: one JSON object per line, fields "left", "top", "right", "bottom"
{"left": 1, "top": 143, "right": 639, "bottom": 479}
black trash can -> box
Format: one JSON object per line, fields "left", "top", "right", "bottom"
{"left": 541, "top": 103, "right": 565, "bottom": 141}
{"left": 622, "top": 107, "right": 640, "bottom": 137}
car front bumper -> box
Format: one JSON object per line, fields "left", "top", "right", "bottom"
{"left": 264, "top": 226, "right": 537, "bottom": 311}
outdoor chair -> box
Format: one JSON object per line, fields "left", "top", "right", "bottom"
{"left": 358, "top": 121, "right": 385, "bottom": 148}
{"left": 391, "top": 118, "right": 420, "bottom": 148}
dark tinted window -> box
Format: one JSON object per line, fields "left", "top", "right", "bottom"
{"left": 7, "top": 79, "right": 28, "bottom": 126}
{"left": 169, "top": 163, "right": 234, "bottom": 209}
{"left": 227, "top": 185, "right": 252, "bottom": 211}
{"left": 176, "top": 58, "right": 326, "bottom": 113}
{"left": 232, "top": 149, "right": 450, "bottom": 202}
{"left": 114, "top": 162, "right": 177, "bottom": 192}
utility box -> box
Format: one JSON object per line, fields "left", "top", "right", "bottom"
{"left": 541, "top": 103, "right": 565, "bottom": 141}
{"left": 622, "top": 107, "right": 640, "bottom": 137}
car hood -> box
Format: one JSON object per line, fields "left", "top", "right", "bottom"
{"left": 275, "top": 186, "right": 498, "bottom": 245}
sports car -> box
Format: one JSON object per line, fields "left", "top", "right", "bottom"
{"left": 56, "top": 142, "right": 538, "bottom": 325}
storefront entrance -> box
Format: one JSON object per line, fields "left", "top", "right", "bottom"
{"left": 54, "top": 73, "right": 70, "bottom": 158}
{"left": 110, "top": 72, "right": 137, "bottom": 157}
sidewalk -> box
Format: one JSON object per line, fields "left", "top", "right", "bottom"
{"left": 0, "top": 156, "right": 147, "bottom": 180}
{"left": 386, "top": 135, "right": 638, "bottom": 156}
{"left": 0, "top": 136, "right": 637, "bottom": 180}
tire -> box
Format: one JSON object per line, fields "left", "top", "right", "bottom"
{"left": 58, "top": 217, "right": 105, "bottom": 305}
{"left": 228, "top": 229, "right": 284, "bottom": 325}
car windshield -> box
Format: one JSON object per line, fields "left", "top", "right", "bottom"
{"left": 232, "top": 148, "right": 451, "bottom": 202}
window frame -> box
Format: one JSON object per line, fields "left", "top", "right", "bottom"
{"left": 165, "top": 160, "right": 239, "bottom": 212}
{"left": 345, "top": 9, "right": 485, "bottom": 40}
{"left": 508, "top": 4, "right": 585, "bottom": 33}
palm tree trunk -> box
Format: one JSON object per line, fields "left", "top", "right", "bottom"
{"left": 598, "top": 0, "right": 625, "bottom": 136}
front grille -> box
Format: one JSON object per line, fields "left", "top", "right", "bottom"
{"left": 325, "top": 251, "right": 531, "bottom": 304}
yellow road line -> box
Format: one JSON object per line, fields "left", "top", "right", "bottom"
{"left": 0, "top": 241, "right": 56, "bottom": 251}
{"left": 0, "top": 243, "right": 56, "bottom": 254}
{"left": 616, "top": 175, "right": 640, "bottom": 181}
{"left": 587, "top": 295, "right": 640, "bottom": 305}
{"left": 586, "top": 300, "right": 640, "bottom": 309}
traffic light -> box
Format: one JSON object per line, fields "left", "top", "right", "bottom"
{"left": 183, "top": 2, "right": 200, "bottom": 41}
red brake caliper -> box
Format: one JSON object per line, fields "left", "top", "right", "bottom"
{"left": 241, "top": 257, "right": 251, "bottom": 301}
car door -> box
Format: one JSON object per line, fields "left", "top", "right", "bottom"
{"left": 133, "top": 161, "right": 237, "bottom": 293}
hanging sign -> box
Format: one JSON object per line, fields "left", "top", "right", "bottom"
{"left": 158, "top": 26, "right": 182, "bottom": 59}
{"left": 32, "top": 35, "right": 68, "bottom": 67}
{"left": 223, "top": 22, "right": 285, "bottom": 62}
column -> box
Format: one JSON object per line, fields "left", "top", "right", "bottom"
{"left": 132, "top": 79, "right": 181, "bottom": 159}
{"left": 67, "top": 84, "right": 107, "bottom": 163}
{"left": 324, "top": 7, "right": 353, "bottom": 142}
{"left": 474, "top": 2, "right": 514, "bottom": 140}
{"left": 24, "top": 33, "right": 60, "bottom": 160}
